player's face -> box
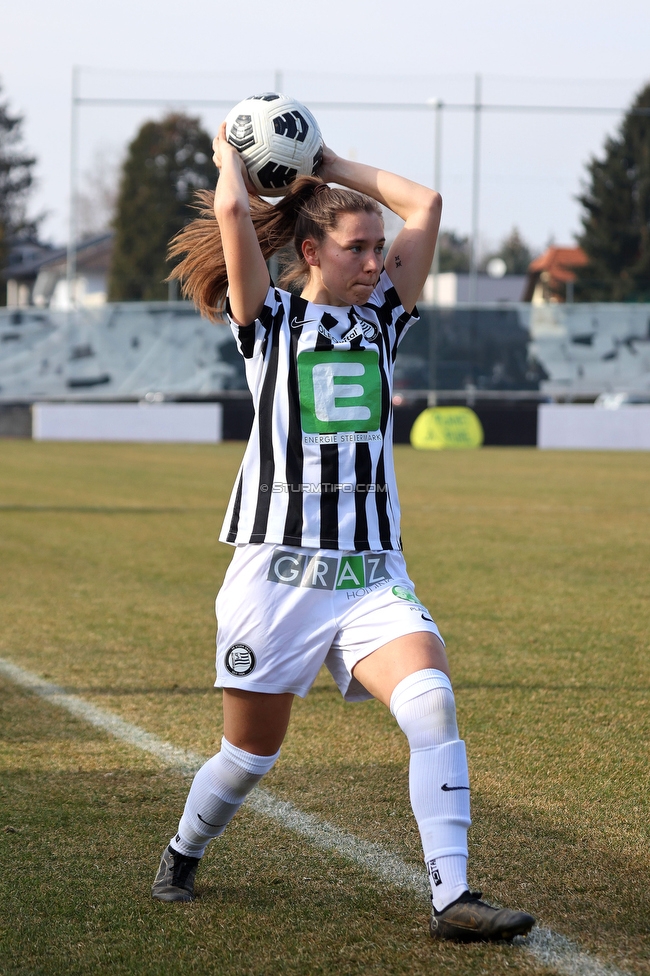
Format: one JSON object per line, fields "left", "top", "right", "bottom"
{"left": 309, "top": 211, "right": 385, "bottom": 306}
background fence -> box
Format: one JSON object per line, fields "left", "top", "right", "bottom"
{"left": 2, "top": 300, "right": 649, "bottom": 445}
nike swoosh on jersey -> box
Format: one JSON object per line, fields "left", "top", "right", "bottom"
{"left": 290, "top": 317, "right": 318, "bottom": 329}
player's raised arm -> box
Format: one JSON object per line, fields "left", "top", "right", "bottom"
{"left": 212, "top": 123, "right": 271, "bottom": 326}
{"left": 318, "top": 148, "right": 442, "bottom": 313}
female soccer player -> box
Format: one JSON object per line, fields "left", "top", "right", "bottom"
{"left": 152, "top": 121, "right": 535, "bottom": 943}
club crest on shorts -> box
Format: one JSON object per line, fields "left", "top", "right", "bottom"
{"left": 225, "top": 643, "right": 256, "bottom": 676}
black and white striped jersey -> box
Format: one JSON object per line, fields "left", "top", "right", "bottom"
{"left": 221, "top": 269, "right": 418, "bottom": 552}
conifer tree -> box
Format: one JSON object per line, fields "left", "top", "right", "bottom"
{"left": 0, "top": 81, "right": 38, "bottom": 288}
{"left": 494, "top": 227, "right": 533, "bottom": 275}
{"left": 437, "top": 230, "right": 470, "bottom": 272}
{"left": 109, "top": 113, "right": 214, "bottom": 301}
{"left": 576, "top": 84, "right": 650, "bottom": 301}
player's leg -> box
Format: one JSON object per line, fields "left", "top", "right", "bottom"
{"left": 152, "top": 542, "right": 338, "bottom": 902}
{"left": 222, "top": 687, "right": 295, "bottom": 753}
{"left": 152, "top": 690, "right": 293, "bottom": 902}
{"left": 352, "top": 634, "right": 470, "bottom": 908}
{"left": 352, "top": 635, "right": 535, "bottom": 942}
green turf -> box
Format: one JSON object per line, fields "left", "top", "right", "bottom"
{"left": 0, "top": 441, "right": 648, "bottom": 975}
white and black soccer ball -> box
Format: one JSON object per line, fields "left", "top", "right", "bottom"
{"left": 224, "top": 93, "right": 324, "bottom": 197}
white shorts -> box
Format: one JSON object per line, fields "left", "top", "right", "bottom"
{"left": 214, "top": 543, "right": 444, "bottom": 702}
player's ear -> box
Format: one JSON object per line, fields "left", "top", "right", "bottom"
{"left": 302, "top": 238, "right": 320, "bottom": 267}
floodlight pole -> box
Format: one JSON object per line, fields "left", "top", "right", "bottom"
{"left": 425, "top": 98, "right": 444, "bottom": 399}
{"left": 431, "top": 98, "right": 443, "bottom": 306}
{"left": 66, "top": 65, "right": 80, "bottom": 311}
{"left": 468, "top": 74, "right": 482, "bottom": 303}
{"left": 267, "top": 68, "right": 285, "bottom": 285}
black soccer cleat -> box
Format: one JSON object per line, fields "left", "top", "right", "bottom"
{"left": 151, "top": 845, "right": 200, "bottom": 902}
{"left": 429, "top": 890, "right": 535, "bottom": 943}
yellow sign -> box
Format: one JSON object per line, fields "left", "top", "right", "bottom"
{"left": 410, "top": 406, "right": 484, "bottom": 450}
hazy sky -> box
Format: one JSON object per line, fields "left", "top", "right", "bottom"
{"left": 3, "top": 0, "right": 650, "bottom": 253}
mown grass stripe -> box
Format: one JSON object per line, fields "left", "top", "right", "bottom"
{"left": 0, "top": 655, "right": 631, "bottom": 976}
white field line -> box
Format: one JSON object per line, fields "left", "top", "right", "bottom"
{"left": 0, "top": 656, "right": 632, "bottom": 976}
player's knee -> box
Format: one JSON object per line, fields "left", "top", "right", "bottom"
{"left": 390, "top": 668, "right": 459, "bottom": 750}
{"left": 214, "top": 736, "right": 281, "bottom": 798}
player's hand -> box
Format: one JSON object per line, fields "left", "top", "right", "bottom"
{"left": 316, "top": 144, "right": 339, "bottom": 183}
{"left": 212, "top": 121, "right": 242, "bottom": 170}
{"left": 212, "top": 122, "right": 257, "bottom": 195}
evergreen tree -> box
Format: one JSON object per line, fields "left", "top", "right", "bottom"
{"left": 576, "top": 83, "right": 650, "bottom": 301}
{"left": 437, "top": 230, "right": 470, "bottom": 272}
{"left": 109, "top": 113, "right": 214, "bottom": 301}
{"left": 486, "top": 227, "right": 533, "bottom": 275}
{"left": 0, "top": 81, "right": 39, "bottom": 289}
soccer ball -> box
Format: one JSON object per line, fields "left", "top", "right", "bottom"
{"left": 224, "top": 93, "right": 324, "bottom": 197}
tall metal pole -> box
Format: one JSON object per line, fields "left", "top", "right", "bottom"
{"left": 427, "top": 99, "right": 443, "bottom": 402}
{"left": 66, "top": 65, "right": 80, "bottom": 310}
{"left": 468, "top": 73, "right": 482, "bottom": 303}
{"left": 431, "top": 98, "right": 443, "bottom": 306}
{"left": 267, "top": 69, "right": 284, "bottom": 284}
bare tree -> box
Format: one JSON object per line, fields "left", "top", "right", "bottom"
{"left": 76, "top": 146, "right": 120, "bottom": 240}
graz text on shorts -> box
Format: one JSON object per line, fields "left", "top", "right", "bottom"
{"left": 266, "top": 548, "right": 392, "bottom": 592}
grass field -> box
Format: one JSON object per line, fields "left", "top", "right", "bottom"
{"left": 0, "top": 441, "right": 648, "bottom": 976}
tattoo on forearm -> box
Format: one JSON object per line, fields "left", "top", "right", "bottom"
{"left": 395, "top": 254, "right": 402, "bottom": 268}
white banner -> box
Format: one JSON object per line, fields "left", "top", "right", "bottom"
{"left": 538, "top": 404, "right": 650, "bottom": 450}
{"left": 32, "top": 402, "right": 223, "bottom": 443}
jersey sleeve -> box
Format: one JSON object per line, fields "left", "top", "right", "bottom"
{"left": 226, "top": 283, "right": 285, "bottom": 360}
{"left": 368, "top": 269, "right": 420, "bottom": 350}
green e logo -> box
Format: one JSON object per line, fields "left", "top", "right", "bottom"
{"left": 297, "top": 350, "right": 381, "bottom": 434}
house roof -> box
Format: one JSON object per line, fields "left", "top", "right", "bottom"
{"left": 37, "top": 233, "right": 113, "bottom": 275}
{"left": 2, "top": 242, "right": 60, "bottom": 281}
{"left": 528, "top": 246, "right": 588, "bottom": 284}
{"left": 2, "top": 233, "right": 114, "bottom": 282}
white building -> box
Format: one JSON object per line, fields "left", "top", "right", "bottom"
{"left": 421, "top": 272, "right": 527, "bottom": 305}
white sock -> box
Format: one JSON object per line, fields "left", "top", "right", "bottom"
{"left": 391, "top": 669, "right": 471, "bottom": 912}
{"left": 427, "top": 854, "right": 468, "bottom": 908}
{"left": 171, "top": 737, "right": 280, "bottom": 858}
